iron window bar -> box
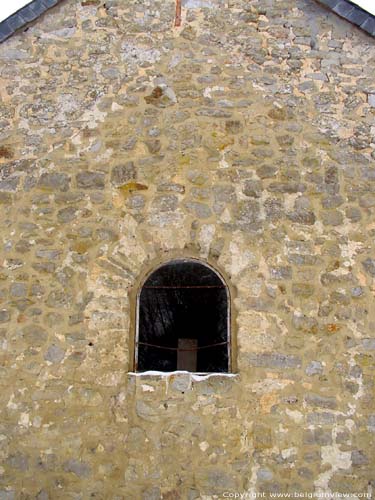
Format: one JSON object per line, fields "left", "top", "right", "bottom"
{"left": 137, "top": 341, "right": 228, "bottom": 351}
{"left": 143, "top": 285, "right": 225, "bottom": 289}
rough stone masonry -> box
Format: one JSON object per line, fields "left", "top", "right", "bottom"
{"left": 0, "top": 0, "right": 374, "bottom": 498}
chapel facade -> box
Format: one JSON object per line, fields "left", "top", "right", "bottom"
{"left": 0, "top": 0, "right": 374, "bottom": 498}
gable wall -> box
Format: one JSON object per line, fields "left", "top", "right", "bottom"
{"left": 0, "top": 0, "right": 374, "bottom": 497}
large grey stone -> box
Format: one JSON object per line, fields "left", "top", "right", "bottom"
{"left": 368, "top": 94, "right": 375, "bottom": 108}
{"left": 362, "top": 258, "right": 375, "bottom": 277}
{"left": 246, "top": 352, "right": 301, "bottom": 369}
{"left": 110, "top": 162, "right": 136, "bottom": 186}
{"left": 307, "top": 412, "right": 336, "bottom": 425}
{"left": 257, "top": 468, "right": 273, "bottom": 481}
{"left": 351, "top": 450, "right": 369, "bottom": 466}
{"left": 287, "top": 210, "right": 316, "bottom": 225}
{"left": 63, "top": 459, "right": 91, "bottom": 477}
{"left": 183, "top": 0, "right": 215, "bottom": 7}
{"left": 0, "top": 177, "right": 19, "bottom": 192}
{"left": 36, "top": 249, "right": 61, "bottom": 260}
{"left": 243, "top": 180, "right": 262, "bottom": 198}
{"left": 57, "top": 207, "right": 78, "bottom": 223}
{"left": 152, "top": 195, "right": 178, "bottom": 212}
{"left": 10, "top": 282, "right": 27, "bottom": 297}
{"left": 368, "top": 415, "right": 375, "bottom": 432}
{"left": 0, "top": 491, "right": 15, "bottom": 500}
{"left": 269, "top": 266, "right": 292, "bottom": 280}
{"left": 268, "top": 182, "right": 305, "bottom": 194}
{"left": 142, "top": 487, "right": 161, "bottom": 500}
{"left": 195, "top": 108, "right": 232, "bottom": 118}
{"left": 185, "top": 201, "right": 212, "bottom": 218}
{"left": 46, "top": 290, "right": 71, "bottom": 308}
{"left": 22, "top": 324, "right": 48, "bottom": 346}
{"left": 38, "top": 173, "right": 70, "bottom": 192}
{"left": 199, "top": 469, "right": 237, "bottom": 491}
{"left": 0, "top": 310, "right": 10, "bottom": 323}
{"left": 303, "top": 428, "right": 332, "bottom": 445}
{"left": 236, "top": 200, "right": 260, "bottom": 225}
{"left": 7, "top": 453, "right": 29, "bottom": 471}
{"left": 305, "top": 361, "right": 323, "bottom": 376}
{"left": 36, "top": 490, "right": 49, "bottom": 500}
{"left": 76, "top": 171, "right": 105, "bottom": 189}
{"left": 44, "top": 344, "right": 65, "bottom": 364}
{"left": 362, "top": 338, "right": 375, "bottom": 350}
{"left": 304, "top": 393, "right": 337, "bottom": 409}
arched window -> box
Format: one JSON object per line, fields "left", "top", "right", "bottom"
{"left": 135, "top": 259, "right": 230, "bottom": 373}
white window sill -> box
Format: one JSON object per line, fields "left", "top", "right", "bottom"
{"left": 128, "top": 370, "right": 238, "bottom": 381}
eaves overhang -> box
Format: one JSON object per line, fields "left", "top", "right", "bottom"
{"left": 315, "top": 0, "right": 375, "bottom": 36}
{"left": 0, "top": 0, "right": 63, "bottom": 43}
{"left": 0, "top": 0, "right": 374, "bottom": 43}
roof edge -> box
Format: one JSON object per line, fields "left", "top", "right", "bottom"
{"left": 0, "top": 0, "right": 62, "bottom": 43}
{"left": 0, "top": 0, "right": 374, "bottom": 43}
{"left": 315, "top": 0, "right": 375, "bottom": 37}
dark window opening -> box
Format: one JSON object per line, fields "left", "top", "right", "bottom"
{"left": 136, "top": 259, "right": 229, "bottom": 373}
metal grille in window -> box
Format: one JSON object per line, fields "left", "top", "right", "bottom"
{"left": 136, "top": 259, "right": 230, "bottom": 373}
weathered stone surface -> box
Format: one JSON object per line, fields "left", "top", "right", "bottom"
{"left": 225, "top": 120, "right": 242, "bottom": 134}
{"left": 305, "top": 361, "right": 323, "bottom": 376}
{"left": 362, "top": 258, "right": 375, "bottom": 277}
{"left": 10, "top": 282, "right": 27, "bottom": 297}
{"left": 246, "top": 352, "right": 301, "bottom": 369}
{"left": 257, "top": 468, "right": 273, "bottom": 481}
{"left": 304, "top": 393, "right": 337, "bottom": 409}
{"left": 142, "top": 487, "right": 161, "bottom": 500}
{"left": 0, "top": 491, "right": 15, "bottom": 500}
{"left": 0, "top": 309, "right": 10, "bottom": 323}
{"left": 0, "top": 0, "right": 374, "bottom": 496}
{"left": 144, "top": 85, "right": 177, "bottom": 108}
{"left": 152, "top": 195, "right": 178, "bottom": 212}
{"left": 6, "top": 453, "right": 28, "bottom": 471}
{"left": 270, "top": 266, "right": 292, "bottom": 280}
{"left": 110, "top": 162, "right": 136, "bottom": 186}
{"left": 362, "top": 338, "right": 375, "bottom": 350}
{"left": 63, "top": 459, "right": 91, "bottom": 477}
{"left": 76, "top": 171, "right": 105, "bottom": 189}
{"left": 351, "top": 450, "right": 369, "bottom": 466}
{"left": 236, "top": 200, "right": 260, "bottom": 225}
{"left": 243, "top": 180, "right": 262, "bottom": 198}
{"left": 21, "top": 324, "right": 48, "bottom": 346}
{"left": 44, "top": 344, "right": 65, "bottom": 364}
{"left": 287, "top": 210, "right": 316, "bottom": 225}
{"left": 307, "top": 412, "right": 335, "bottom": 425}
{"left": 145, "top": 139, "right": 161, "bottom": 154}
{"left": 185, "top": 201, "right": 212, "bottom": 218}
{"left": 292, "top": 283, "right": 315, "bottom": 298}
{"left": 303, "top": 428, "right": 332, "bottom": 445}
{"left": 57, "top": 207, "right": 78, "bottom": 223}
{"left": 38, "top": 173, "right": 70, "bottom": 192}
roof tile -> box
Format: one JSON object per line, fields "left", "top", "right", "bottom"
{"left": 319, "top": 0, "right": 339, "bottom": 8}
{"left": 19, "top": 7, "right": 40, "bottom": 23}
{"left": 333, "top": 1, "right": 355, "bottom": 17}
{"left": 315, "top": 0, "right": 375, "bottom": 37}
{"left": 0, "top": 0, "right": 63, "bottom": 43}
{"left": 361, "top": 15, "right": 375, "bottom": 35}
{"left": 29, "top": 1, "right": 49, "bottom": 17}
{"left": 345, "top": 7, "right": 369, "bottom": 25}
{"left": 0, "top": 21, "right": 13, "bottom": 43}
{"left": 0, "top": 0, "right": 374, "bottom": 43}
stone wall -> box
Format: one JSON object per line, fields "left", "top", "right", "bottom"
{"left": 0, "top": 0, "right": 374, "bottom": 497}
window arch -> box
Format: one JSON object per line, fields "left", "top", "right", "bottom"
{"left": 135, "top": 259, "right": 230, "bottom": 373}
